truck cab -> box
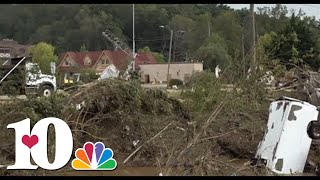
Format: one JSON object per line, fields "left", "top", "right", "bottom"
{"left": 0, "top": 57, "right": 57, "bottom": 97}
{"left": 25, "top": 62, "right": 57, "bottom": 97}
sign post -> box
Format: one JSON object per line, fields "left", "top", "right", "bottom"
{"left": 50, "top": 62, "right": 56, "bottom": 75}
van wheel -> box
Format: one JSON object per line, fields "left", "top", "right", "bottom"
{"left": 40, "top": 85, "right": 53, "bottom": 97}
{"left": 307, "top": 121, "right": 320, "bottom": 139}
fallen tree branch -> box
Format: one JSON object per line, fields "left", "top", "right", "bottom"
{"left": 275, "top": 78, "right": 298, "bottom": 90}
{"left": 177, "top": 101, "right": 226, "bottom": 160}
{"left": 123, "top": 120, "right": 175, "bottom": 164}
{"left": 209, "top": 159, "right": 239, "bottom": 171}
{"left": 71, "top": 129, "right": 108, "bottom": 141}
{"left": 198, "top": 130, "right": 236, "bottom": 143}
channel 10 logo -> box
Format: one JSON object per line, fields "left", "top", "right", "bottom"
{"left": 6, "top": 118, "right": 117, "bottom": 171}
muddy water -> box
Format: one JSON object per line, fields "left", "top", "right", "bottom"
{"left": 46, "top": 166, "right": 316, "bottom": 176}
{"left": 50, "top": 167, "right": 160, "bottom": 176}
{"left": 46, "top": 159, "right": 317, "bottom": 176}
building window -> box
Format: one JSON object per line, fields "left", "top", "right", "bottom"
{"left": 65, "top": 57, "right": 73, "bottom": 66}
{"left": 102, "top": 59, "right": 107, "bottom": 64}
{"left": 157, "top": 72, "right": 159, "bottom": 77}
{"left": 0, "top": 48, "right": 10, "bottom": 53}
{"left": 177, "top": 71, "right": 180, "bottom": 76}
{"left": 84, "top": 57, "right": 91, "bottom": 65}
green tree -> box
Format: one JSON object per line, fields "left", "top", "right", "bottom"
{"left": 80, "top": 44, "right": 87, "bottom": 52}
{"left": 138, "top": 46, "right": 151, "bottom": 53}
{"left": 29, "top": 42, "right": 58, "bottom": 74}
{"left": 265, "top": 12, "right": 320, "bottom": 70}
{"left": 256, "top": 32, "right": 273, "bottom": 65}
{"left": 211, "top": 11, "right": 242, "bottom": 58}
{"left": 196, "top": 33, "right": 231, "bottom": 70}
{"left": 152, "top": 53, "right": 165, "bottom": 63}
{"left": 138, "top": 46, "right": 165, "bottom": 63}
{"left": 2, "top": 3, "right": 320, "bottom": 68}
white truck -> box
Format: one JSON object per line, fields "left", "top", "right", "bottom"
{"left": 0, "top": 56, "right": 57, "bottom": 97}
{"left": 253, "top": 96, "right": 320, "bottom": 175}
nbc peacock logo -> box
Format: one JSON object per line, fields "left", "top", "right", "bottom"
{"left": 71, "top": 142, "right": 117, "bottom": 170}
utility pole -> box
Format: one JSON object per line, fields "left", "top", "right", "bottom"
{"left": 250, "top": 4, "right": 256, "bottom": 74}
{"left": 167, "top": 30, "right": 173, "bottom": 87}
{"left": 208, "top": 21, "right": 211, "bottom": 38}
{"left": 173, "top": 32, "right": 176, "bottom": 62}
{"left": 132, "top": 4, "right": 135, "bottom": 71}
{"left": 242, "top": 31, "right": 245, "bottom": 76}
{"left": 207, "top": 12, "right": 211, "bottom": 38}
{"left": 242, "top": 31, "right": 245, "bottom": 62}
{"left": 161, "top": 28, "right": 165, "bottom": 54}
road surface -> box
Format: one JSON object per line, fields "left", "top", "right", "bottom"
{"left": 141, "top": 84, "right": 167, "bottom": 89}
{"left": 0, "top": 95, "right": 27, "bottom": 101}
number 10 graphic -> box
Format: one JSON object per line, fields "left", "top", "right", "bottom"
{"left": 7, "top": 118, "right": 73, "bottom": 170}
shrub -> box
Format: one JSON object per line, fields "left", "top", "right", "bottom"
{"left": 169, "top": 79, "right": 183, "bottom": 87}
{"left": 79, "top": 69, "right": 99, "bottom": 84}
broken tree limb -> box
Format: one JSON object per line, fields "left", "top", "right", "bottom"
{"left": 177, "top": 101, "right": 226, "bottom": 160}
{"left": 71, "top": 129, "right": 108, "bottom": 141}
{"left": 198, "top": 130, "right": 236, "bottom": 143}
{"left": 275, "top": 78, "right": 298, "bottom": 90}
{"left": 123, "top": 120, "right": 175, "bottom": 164}
{"left": 209, "top": 159, "right": 239, "bottom": 171}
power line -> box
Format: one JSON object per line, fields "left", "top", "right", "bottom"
{"left": 128, "top": 38, "right": 171, "bottom": 42}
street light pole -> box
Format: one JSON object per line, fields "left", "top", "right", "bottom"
{"left": 159, "top": 25, "right": 166, "bottom": 58}
{"left": 132, "top": 4, "right": 136, "bottom": 71}
{"left": 250, "top": 4, "right": 256, "bottom": 75}
{"left": 167, "top": 30, "right": 173, "bottom": 87}
{"left": 161, "top": 28, "right": 165, "bottom": 54}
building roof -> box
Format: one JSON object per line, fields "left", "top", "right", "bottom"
{"left": 58, "top": 50, "right": 157, "bottom": 71}
{"left": 63, "top": 51, "right": 103, "bottom": 68}
{"left": 139, "top": 62, "right": 203, "bottom": 66}
{"left": 135, "top": 53, "right": 158, "bottom": 68}
{"left": 104, "top": 50, "right": 131, "bottom": 71}
{"left": 0, "top": 39, "right": 31, "bottom": 58}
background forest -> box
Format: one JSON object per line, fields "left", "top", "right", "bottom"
{"left": 1, "top": 4, "right": 320, "bottom": 72}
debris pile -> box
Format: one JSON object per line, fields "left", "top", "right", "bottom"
{"left": 2, "top": 71, "right": 320, "bottom": 176}
{"left": 0, "top": 79, "right": 191, "bottom": 172}
{"left": 65, "top": 79, "right": 191, "bottom": 166}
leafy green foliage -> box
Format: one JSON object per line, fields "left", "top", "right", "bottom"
{"left": 29, "top": 42, "right": 58, "bottom": 74}
{"left": 0, "top": 67, "right": 25, "bottom": 95}
{"left": 182, "top": 71, "right": 224, "bottom": 112}
{"left": 138, "top": 46, "right": 165, "bottom": 63}
{"left": 264, "top": 13, "right": 320, "bottom": 70}
{"left": 152, "top": 53, "right": 165, "bottom": 63}
{"left": 78, "top": 69, "right": 99, "bottom": 84}
{"left": 80, "top": 44, "right": 87, "bottom": 52}
{"left": 196, "top": 33, "right": 232, "bottom": 70}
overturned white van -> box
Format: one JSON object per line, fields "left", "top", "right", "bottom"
{"left": 254, "top": 96, "right": 319, "bottom": 175}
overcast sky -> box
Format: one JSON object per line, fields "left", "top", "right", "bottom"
{"left": 226, "top": 4, "right": 320, "bottom": 20}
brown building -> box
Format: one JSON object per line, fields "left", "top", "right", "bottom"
{"left": 57, "top": 50, "right": 157, "bottom": 83}
{"left": 0, "top": 39, "right": 31, "bottom": 65}
{"left": 139, "top": 62, "right": 203, "bottom": 83}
